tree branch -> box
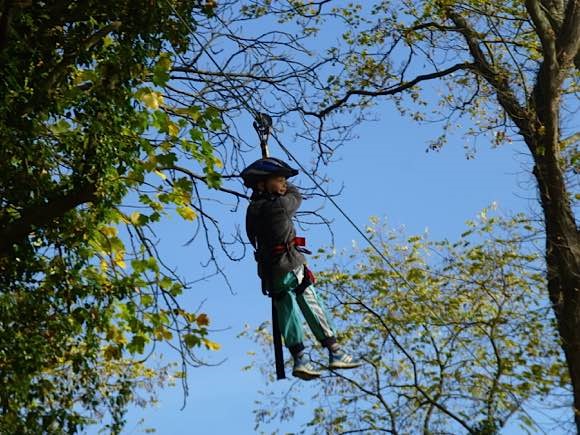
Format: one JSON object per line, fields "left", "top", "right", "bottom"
{"left": 45, "top": 21, "right": 122, "bottom": 92}
{"left": 541, "top": 0, "right": 566, "bottom": 28}
{"left": 447, "top": 12, "right": 533, "bottom": 143}
{"left": 556, "top": 0, "right": 580, "bottom": 66}
{"left": 163, "top": 165, "right": 248, "bottom": 200}
{"left": 526, "top": 0, "right": 558, "bottom": 67}
{"left": 309, "top": 62, "right": 474, "bottom": 118}
{"left": 0, "top": 0, "right": 32, "bottom": 51}
{"left": 0, "top": 183, "right": 97, "bottom": 255}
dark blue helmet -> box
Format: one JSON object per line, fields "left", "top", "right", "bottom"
{"left": 240, "top": 157, "right": 299, "bottom": 187}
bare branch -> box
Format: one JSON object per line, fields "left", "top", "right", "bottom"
{"left": 162, "top": 164, "right": 249, "bottom": 200}
{"left": 307, "top": 62, "right": 474, "bottom": 119}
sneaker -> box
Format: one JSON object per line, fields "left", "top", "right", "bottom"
{"left": 292, "top": 354, "right": 321, "bottom": 380}
{"left": 329, "top": 350, "right": 362, "bottom": 370}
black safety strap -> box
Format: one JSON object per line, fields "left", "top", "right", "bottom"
{"left": 248, "top": 113, "right": 285, "bottom": 380}
{"left": 272, "top": 302, "right": 286, "bottom": 380}
{"left": 250, "top": 213, "right": 285, "bottom": 380}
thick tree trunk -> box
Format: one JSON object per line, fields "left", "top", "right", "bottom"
{"left": 533, "top": 146, "right": 580, "bottom": 429}
{"left": 444, "top": 0, "right": 580, "bottom": 427}
{"left": 524, "top": 2, "right": 580, "bottom": 423}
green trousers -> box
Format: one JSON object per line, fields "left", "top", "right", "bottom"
{"left": 271, "top": 266, "right": 336, "bottom": 352}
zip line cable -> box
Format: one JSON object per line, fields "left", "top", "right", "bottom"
{"left": 270, "top": 131, "right": 416, "bottom": 287}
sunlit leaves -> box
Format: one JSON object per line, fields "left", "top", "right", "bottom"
{"left": 202, "top": 338, "right": 221, "bottom": 351}
{"left": 139, "top": 90, "right": 165, "bottom": 110}
{"left": 267, "top": 0, "right": 577, "bottom": 158}
{"left": 152, "top": 53, "right": 173, "bottom": 87}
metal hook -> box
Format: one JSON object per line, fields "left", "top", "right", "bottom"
{"left": 253, "top": 112, "right": 272, "bottom": 158}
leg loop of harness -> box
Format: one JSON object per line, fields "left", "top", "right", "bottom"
{"left": 294, "top": 265, "right": 316, "bottom": 295}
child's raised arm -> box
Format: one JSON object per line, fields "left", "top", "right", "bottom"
{"left": 278, "top": 183, "right": 302, "bottom": 216}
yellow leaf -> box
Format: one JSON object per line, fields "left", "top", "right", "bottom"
{"left": 100, "top": 259, "right": 108, "bottom": 271}
{"left": 114, "top": 253, "right": 126, "bottom": 269}
{"left": 101, "top": 226, "right": 118, "bottom": 238}
{"left": 143, "top": 155, "right": 157, "bottom": 171}
{"left": 214, "top": 158, "right": 223, "bottom": 168}
{"left": 154, "top": 326, "right": 173, "bottom": 341}
{"left": 157, "top": 53, "right": 172, "bottom": 70}
{"left": 177, "top": 206, "right": 197, "bottom": 221}
{"left": 103, "top": 35, "right": 114, "bottom": 48}
{"left": 114, "top": 259, "right": 126, "bottom": 269}
{"left": 168, "top": 122, "right": 180, "bottom": 137}
{"left": 203, "top": 338, "right": 221, "bottom": 351}
{"left": 73, "top": 69, "right": 95, "bottom": 85}
{"left": 130, "top": 212, "right": 142, "bottom": 224}
{"left": 162, "top": 329, "right": 173, "bottom": 340}
{"left": 154, "top": 169, "right": 167, "bottom": 180}
{"left": 141, "top": 91, "right": 164, "bottom": 109}
{"left": 114, "top": 331, "right": 128, "bottom": 345}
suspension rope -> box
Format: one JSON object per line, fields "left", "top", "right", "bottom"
{"left": 269, "top": 131, "right": 416, "bottom": 287}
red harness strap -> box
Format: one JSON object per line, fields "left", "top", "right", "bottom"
{"left": 272, "top": 237, "right": 306, "bottom": 255}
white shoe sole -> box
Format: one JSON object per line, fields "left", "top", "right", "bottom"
{"left": 292, "top": 369, "right": 321, "bottom": 380}
{"left": 329, "top": 361, "right": 362, "bottom": 370}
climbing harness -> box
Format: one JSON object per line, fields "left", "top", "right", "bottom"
{"left": 272, "top": 236, "right": 312, "bottom": 256}
{"left": 293, "top": 264, "right": 316, "bottom": 296}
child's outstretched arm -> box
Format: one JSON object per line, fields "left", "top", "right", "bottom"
{"left": 278, "top": 183, "right": 302, "bottom": 216}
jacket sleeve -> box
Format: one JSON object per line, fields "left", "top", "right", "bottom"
{"left": 246, "top": 208, "right": 257, "bottom": 248}
{"left": 278, "top": 183, "right": 302, "bottom": 216}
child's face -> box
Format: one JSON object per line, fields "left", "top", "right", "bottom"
{"left": 258, "top": 176, "right": 287, "bottom": 195}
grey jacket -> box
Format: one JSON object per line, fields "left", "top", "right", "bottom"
{"left": 246, "top": 183, "right": 306, "bottom": 288}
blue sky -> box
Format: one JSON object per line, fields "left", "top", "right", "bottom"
{"left": 104, "top": 99, "right": 563, "bottom": 435}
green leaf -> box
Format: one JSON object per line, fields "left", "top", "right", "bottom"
{"left": 128, "top": 335, "right": 147, "bottom": 354}
{"left": 183, "top": 333, "right": 201, "bottom": 348}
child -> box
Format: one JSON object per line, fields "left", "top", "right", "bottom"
{"left": 241, "top": 157, "right": 361, "bottom": 380}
